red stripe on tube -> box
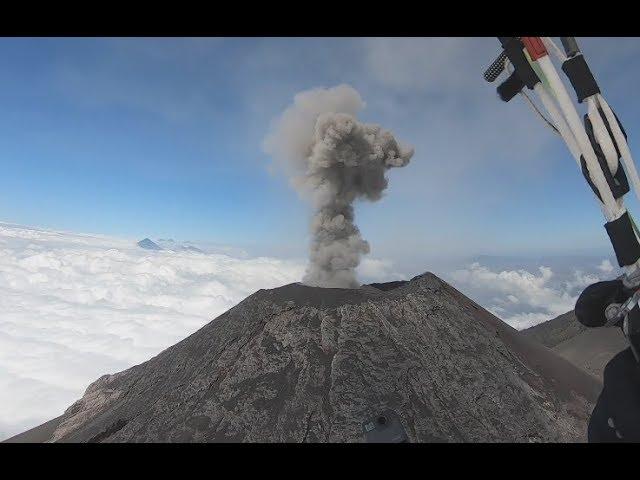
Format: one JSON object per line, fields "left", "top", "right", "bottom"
{"left": 522, "top": 37, "right": 548, "bottom": 61}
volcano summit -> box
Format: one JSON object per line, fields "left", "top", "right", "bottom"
{"left": 7, "top": 272, "right": 600, "bottom": 443}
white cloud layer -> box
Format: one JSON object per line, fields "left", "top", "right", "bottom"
{"left": 449, "top": 261, "right": 616, "bottom": 330}
{"left": 0, "top": 221, "right": 617, "bottom": 440}
{"left": 356, "top": 257, "right": 407, "bottom": 283}
{"left": 598, "top": 259, "right": 615, "bottom": 274}
{"left": 0, "top": 222, "right": 306, "bottom": 440}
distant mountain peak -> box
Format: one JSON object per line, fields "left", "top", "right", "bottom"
{"left": 136, "top": 238, "right": 162, "bottom": 250}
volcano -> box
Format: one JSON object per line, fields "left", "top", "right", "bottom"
{"left": 6, "top": 272, "right": 601, "bottom": 443}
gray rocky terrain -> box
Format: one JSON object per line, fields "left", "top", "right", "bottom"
{"left": 522, "top": 311, "right": 628, "bottom": 381}
{"left": 521, "top": 311, "right": 587, "bottom": 349}
{"left": 6, "top": 272, "right": 601, "bottom": 443}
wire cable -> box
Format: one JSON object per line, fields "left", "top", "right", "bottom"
{"left": 504, "top": 58, "right": 560, "bottom": 136}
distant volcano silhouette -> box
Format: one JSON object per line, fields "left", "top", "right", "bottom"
{"left": 136, "top": 238, "right": 162, "bottom": 250}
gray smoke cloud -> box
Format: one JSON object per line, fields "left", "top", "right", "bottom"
{"left": 264, "top": 84, "right": 414, "bottom": 288}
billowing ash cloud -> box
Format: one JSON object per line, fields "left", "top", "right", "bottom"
{"left": 264, "top": 85, "right": 414, "bottom": 288}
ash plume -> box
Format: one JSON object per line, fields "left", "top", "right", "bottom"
{"left": 264, "top": 85, "right": 413, "bottom": 288}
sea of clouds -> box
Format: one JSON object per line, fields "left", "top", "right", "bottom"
{"left": 0, "top": 221, "right": 619, "bottom": 440}
{"left": 0, "top": 222, "right": 411, "bottom": 440}
{"left": 0, "top": 222, "right": 310, "bottom": 440}
{"left": 446, "top": 258, "right": 616, "bottom": 330}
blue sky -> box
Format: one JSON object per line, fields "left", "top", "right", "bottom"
{"left": 1, "top": 37, "right": 640, "bottom": 273}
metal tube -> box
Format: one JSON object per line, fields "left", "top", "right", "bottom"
{"left": 560, "top": 37, "right": 581, "bottom": 57}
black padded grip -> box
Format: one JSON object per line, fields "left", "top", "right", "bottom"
{"left": 605, "top": 211, "right": 640, "bottom": 267}
{"left": 497, "top": 72, "right": 524, "bottom": 102}
{"left": 582, "top": 113, "right": 630, "bottom": 201}
{"left": 500, "top": 37, "right": 539, "bottom": 89}
{"left": 562, "top": 54, "right": 600, "bottom": 103}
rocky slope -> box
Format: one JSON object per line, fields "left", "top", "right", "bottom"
{"left": 522, "top": 311, "right": 628, "bottom": 381}
{"left": 8, "top": 272, "right": 601, "bottom": 443}
{"left": 521, "top": 311, "right": 587, "bottom": 349}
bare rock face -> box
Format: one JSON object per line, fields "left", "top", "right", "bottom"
{"left": 522, "top": 311, "right": 588, "bottom": 349}
{"left": 523, "top": 310, "right": 628, "bottom": 381}
{"left": 43, "top": 272, "right": 600, "bottom": 443}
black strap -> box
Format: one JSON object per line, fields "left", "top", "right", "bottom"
{"left": 582, "top": 114, "right": 630, "bottom": 201}
{"left": 497, "top": 72, "right": 524, "bottom": 102}
{"left": 562, "top": 54, "right": 600, "bottom": 103}
{"left": 604, "top": 211, "right": 640, "bottom": 267}
{"left": 499, "top": 37, "right": 539, "bottom": 90}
